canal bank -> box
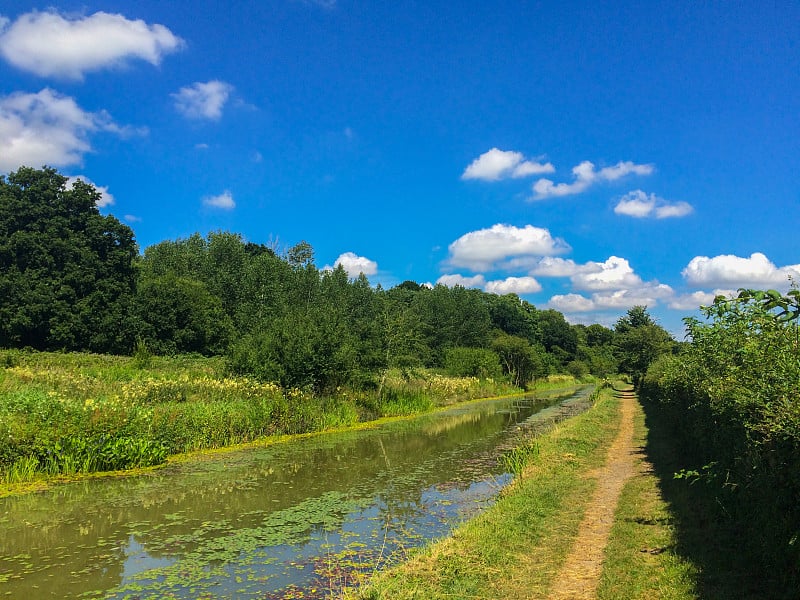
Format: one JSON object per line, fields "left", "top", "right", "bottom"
{"left": 0, "top": 385, "right": 596, "bottom": 598}
{"left": 352, "top": 384, "right": 625, "bottom": 599}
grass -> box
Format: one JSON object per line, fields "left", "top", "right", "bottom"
{"left": 351, "top": 384, "right": 622, "bottom": 599}
{"left": 597, "top": 394, "right": 698, "bottom": 600}
{"left": 356, "top": 384, "right": 772, "bottom": 600}
{"left": 0, "top": 350, "right": 526, "bottom": 490}
{"left": 616, "top": 396, "right": 796, "bottom": 599}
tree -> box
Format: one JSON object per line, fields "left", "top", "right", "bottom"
{"left": 538, "top": 309, "right": 578, "bottom": 362}
{"left": 613, "top": 306, "right": 673, "bottom": 386}
{"left": 135, "top": 274, "right": 234, "bottom": 355}
{"left": 0, "top": 167, "right": 137, "bottom": 352}
{"left": 491, "top": 333, "right": 549, "bottom": 387}
{"left": 486, "top": 293, "right": 540, "bottom": 343}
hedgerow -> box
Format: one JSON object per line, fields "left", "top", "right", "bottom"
{"left": 640, "top": 289, "right": 800, "bottom": 589}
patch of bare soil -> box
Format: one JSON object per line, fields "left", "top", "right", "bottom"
{"left": 547, "top": 389, "right": 638, "bottom": 600}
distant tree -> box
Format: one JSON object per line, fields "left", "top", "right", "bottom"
{"left": 538, "top": 309, "right": 578, "bottom": 363}
{"left": 413, "top": 285, "right": 492, "bottom": 364}
{"left": 486, "top": 293, "right": 540, "bottom": 343}
{"left": 491, "top": 333, "right": 549, "bottom": 387}
{"left": 613, "top": 306, "right": 674, "bottom": 385}
{"left": 0, "top": 167, "right": 137, "bottom": 352}
{"left": 135, "top": 274, "right": 234, "bottom": 355}
{"left": 585, "top": 323, "right": 615, "bottom": 347}
{"left": 444, "top": 347, "right": 502, "bottom": 379}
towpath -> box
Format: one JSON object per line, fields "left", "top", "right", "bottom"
{"left": 547, "top": 387, "right": 639, "bottom": 600}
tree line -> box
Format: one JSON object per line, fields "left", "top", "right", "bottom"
{"left": 0, "top": 167, "right": 675, "bottom": 391}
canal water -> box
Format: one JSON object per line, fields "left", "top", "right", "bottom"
{"left": 0, "top": 385, "right": 594, "bottom": 599}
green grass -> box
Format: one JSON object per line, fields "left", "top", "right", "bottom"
{"left": 0, "top": 350, "right": 523, "bottom": 488}
{"left": 352, "top": 385, "right": 622, "bottom": 599}
{"left": 621, "top": 396, "right": 797, "bottom": 599}
{"left": 597, "top": 396, "right": 698, "bottom": 600}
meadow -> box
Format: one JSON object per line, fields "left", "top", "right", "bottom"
{"left": 0, "top": 349, "right": 523, "bottom": 487}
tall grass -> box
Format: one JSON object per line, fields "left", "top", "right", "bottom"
{"left": 0, "top": 351, "right": 519, "bottom": 484}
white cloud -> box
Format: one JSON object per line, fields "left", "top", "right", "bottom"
{"left": 461, "top": 148, "right": 554, "bottom": 181}
{"left": 485, "top": 276, "right": 542, "bottom": 295}
{"left": 436, "top": 274, "right": 486, "bottom": 288}
{"left": 202, "top": 190, "right": 235, "bottom": 210}
{"left": 614, "top": 190, "right": 693, "bottom": 219}
{"left": 0, "top": 10, "right": 182, "bottom": 79}
{"left": 172, "top": 80, "right": 234, "bottom": 121}
{"left": 591, "top": 284, "right": 674, "bottom": 309}
{"left": 123, "top": 214, "right": 141, "bottom": 223}
{"left": 66, "top": 175, "right": 114, "bottom": 206}
{"left": 548, "top": 293, "right": 596, "bottom": 313}
{"left": 446, "top": 223, "right": 570, "bottom": 272}
{"left": 655, "top": 202, "right": 694, "bottom": 219}
{"left": 571, "top": 256, "right": 643, "bottom": 291}
{"left": 682, "top": 252, "right": 800, "bottom": 289}
{"left": 529, "top": 257, "right": 595, "bottom": 277}
{"left": 532, "top": 160, "right": 654, "bottom": 200}
{"left": 668, "top": 289, "right": 737, "bottom": 311}
{"left": 0, "top": 88, "right": 127, "bottom": 171}
{"left": 333, "top": 252, "right": 378, "bottom": 277}
{"left": 548, "top": 283, "right": 674, "bottom": 313}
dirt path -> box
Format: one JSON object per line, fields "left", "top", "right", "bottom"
{"left": 547, "top": 388, "right": 638, "bottom": 600}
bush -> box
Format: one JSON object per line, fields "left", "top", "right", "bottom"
{"left": 444, "top": 347, "right": 502, "bottom": 379}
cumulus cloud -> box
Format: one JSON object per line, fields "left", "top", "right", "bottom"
{"left": 614, "top": 190, "right": 693, "bottom": 219}
{"left": 446, "top": 223, "right": 570, "bottom": 272}
{"left": 0, "top": 10, "right": 183, "bottom": 79}
{"left": 0, "top": 88, "right": 129, "bottom": 171}
{"left": 333, "top": 252, "right": 378, "bottom": 277}
{"left": 436, "top": 273, "right": 487, "bottom": 288}
{"left": 66, "top": 175, "right": 114, "bottom": 206}
{"left": 461, "top": 148, "right": 554, "bottom": 181}
{"left": 570, "top": 256, "right": 643, "bottom": 291}
{"left": 548, "top": 283, "right": 674, "bottom": 313}
{"left": 531, "top": 255, "right": 652, "bottom": 292}
{"left": 172, "top": 80, "right": 234, "bottom": 120}
{"left": 532, "top": 160, "right": 653, "bottom": 200}
{"left": 484, "top": 276, "right": 542, "bottom": 295}
{"left": 202, "top": 190, "right": 235, "bottom": 210}
{"left": 547, "top": 293, "right": 596, "bottom": 313}
{"left": 590, "top": 284, "right": 674, "bottom": 309}
{"left": 530, "top": 257, "right": 595, "bottom": 278}
{"left": 682, "top": 252, "right": 800, "bottom": 289}
{"left": 668, "top": 289, "right": 737, "bottom": 311}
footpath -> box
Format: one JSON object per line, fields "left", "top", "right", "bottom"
{"left": 548, "top": 387, "right": 638, "bottom": 600}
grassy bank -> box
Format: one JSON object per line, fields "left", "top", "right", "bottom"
{"left": 0, "top": 350, "right": 528, "bottom": 488}
{"left": 352, "top": 384, "right": 621, "bottom": 599}
{"left": 597, "top": 393, "right": 697, "bottom": 599}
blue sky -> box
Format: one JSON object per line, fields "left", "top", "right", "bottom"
{"left": 1, "top": 1, "right": 798, "bottom": 335}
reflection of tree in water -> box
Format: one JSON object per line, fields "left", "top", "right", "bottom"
{"left": 0, "top": 390, "right": 589, "bottom": 598}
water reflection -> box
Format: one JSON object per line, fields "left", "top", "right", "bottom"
{"left": 0, "top": 386, "right": 592, "bottom": 598}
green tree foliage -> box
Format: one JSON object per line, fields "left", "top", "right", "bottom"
{"left": 0, "top": 167, "right": 137, "bottom": 352}
{"left": 0, "top": 166, "right": 616, "bottom": 390}
{"left": 412, "top": 285, "right": 492, "bottom": 364}
{"left": 485, "top": 293, "right": 540, "bottom": 343}
{"left": 444, "top": 347, "right": 502, "bottom": 378}
{"left": 135, "top": 274, "right": 234, "bottom": 355}
{"left": 613, "top": 306, "right": 673, "bottom": 385}
{"left": 640, "top": 289, "right": 800, "bottom": 590}
{"left": 491, "top": 333, "right": 549, "bottom": 387}
{"left": 538, "top": 309, "right": 578, "bottom": 364}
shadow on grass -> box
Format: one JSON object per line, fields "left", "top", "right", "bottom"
{"left": 639, "top": 399, "right": 795, "bottom": 600}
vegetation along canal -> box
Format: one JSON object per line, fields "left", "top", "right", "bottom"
{"left": 1, "top": 385, "right": 594, "bottom": 598}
